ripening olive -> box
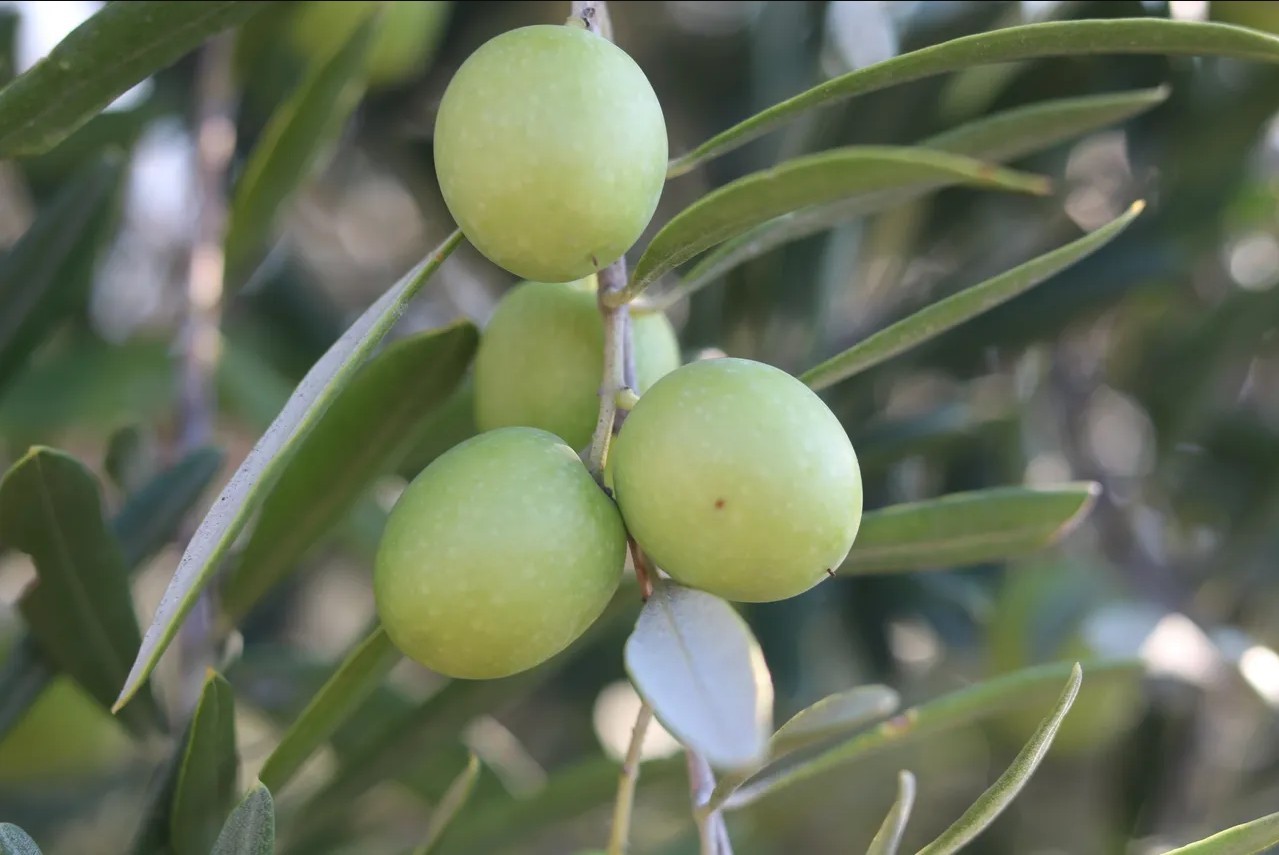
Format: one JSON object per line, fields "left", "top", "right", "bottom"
{"left": 374, "top": 427, "right": 625, "bottom": 679}
{"left": 433, "top": 24, "right": 668, "bottom": 282}
{"left": 611, "top": 358, "right": 863, "bottom": 603}
{"left": 473, "top": 278, "right": 680, "bottom": 450}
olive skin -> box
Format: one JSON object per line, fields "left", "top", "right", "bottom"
{"left": 474, "top": 279, "right": 680, "bottom": 450}
{"left": 433, "top": 25, "right": 668, "bottom": 283}
{"left": 375, "top": 427, "right": 626, "bottom": 679}
{"left": 611, "top": 358, "right": 863, "bottom": 603}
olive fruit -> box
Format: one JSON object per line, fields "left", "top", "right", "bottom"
{"left": 474, "top": 278, "right": 680, "bottom": 450}
{"left": 290, "top": 1, "right": 452, "bottom": 87}
{"left": 433, "top": 24, "right": 668, "bottom": 283}
{"left": 611, "top": 358, "right": 863, "bottom": 603}
{"left": 375, "top": 427, "right": 626, "bottom": 679}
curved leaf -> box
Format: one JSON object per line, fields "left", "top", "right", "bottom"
{"left": 1163, "top": 811, "right": 1279, "bottom": 855}
{"left": 224, "top": 12, "right": 378, "bottom": 278}
{"left": 0, "top": 154, "right": 122, "bottom": 394}
{"left": 915, "top": 664, "right": 1082, "bottom": 855}
{"left": 624, "top": 582, "right": 773, "bottom": 772}
{"left": 668, "top": 18, "right": 1279, "bottom": 175}
{"left": 220, "top": 321, "right": 478, "bottom": 622}
{"left": 114, "top": 230, "right": 463, "bottom": 714}
{"left": 212, "top": 782, "right": 275, "bottom": 855}
{"left": 866, "top": 770, "right": 916, "bottom": 855}
{"left": 0, "top": 2, "right": 271, "bottom": 157}
{"left": 770, "top": 685, "right": 900, "bottom": 758}
{"left": 618, "top": 147, "right": 1047, "bottom": 303}
{"left": 801, "top": 201, "right": 1144, "bottom": 390}
{"left": 720, "top": 659, "right": 1141, "bottom": 811}
{"left": 840, "top": 483, "right": 1100, "bottom": 575}
{"left": 0, "top": 448, "right": 162, "bottom": 734}
{"left": 416, "top": 754, "right": 482, "bottom": 855}
{"left": 655, "top": 86, "right": 1169, "bottom": 306}
{"left": 0, "top": 824, "right": 41, "bottom": 855}
{"left": 258, "top": 626, "right": 401, "bottom": 794}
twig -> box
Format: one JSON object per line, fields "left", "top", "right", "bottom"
{"left": 606, "top": 701, "right": 654, "bottom": 855}
{"left": 585, "top": 257, "right": 630, "bottom": 481}
{"left": 687, "top": 751, "right": 733, "bottom": 855}
{"left": 176, "top": 33, "right": 236, "bottom": 716}
{"left": 628, "top": 538, "right": 654, "bottom": 601}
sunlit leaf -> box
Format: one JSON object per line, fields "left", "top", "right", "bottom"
{"left": 915, "top": 664, "right": 1082, "bottom": 855}
{"left": 840, "top": 483, "right": 1100, "bottom": 575}
{"left": 220, "top": 322, "right": 477, "bottom": 622}
{"left": 720, "top": 659, "right": 1140, "bottom": 811}
{"left": 618, "top": 147, "right": 1047, "bottom": 303}
{"left": 258, "top": 626, "right": 401, "bottom": 794}
{"left": 0, "top": 447, "right": 162, "bottom": 734}
{"left": 224, "top": 11, "right": 378, "bottom": 278}
{"left": 211, "top": 782, "right": 274, "bottom": 855}
{"left": 624, "top": 582, "right": 773, "bottom": 771}
{"left": 800, "top": 201, "right": 1144, "bottom": 390}
{"left": 0, "top": 823, "right": 41, "bottom": 855}
{"left": 866, "top": 770, "right": 916, "bottom": 855}
{"left": 1163, "top": 810, "right": 1279, "bottom": 855}
{"left": 770, "top": 685, "right": 900, "bottom": 758}
{"left": 0, "top": 2, "right": 272, "bottom": 156}
{"left": 115, "top": 230, "right": 463, "bottom": 714}
{"left": 668, "top": 18, "right": 1279, "bottom": 175}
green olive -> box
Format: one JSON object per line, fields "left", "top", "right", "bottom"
{"left": 473, "top": 279, "right": 680, "bottom": 450}
{"left": 433, "top": 25, "right": 668, "bottom": 282}
{"left": 611, "top": 358, "right": 863, "bottom": 603}
{"left": 289, "top": 1, "right": 452, "bottom": 87}
{"left": 375, "top": 427, "right": 626, "bottom": 679}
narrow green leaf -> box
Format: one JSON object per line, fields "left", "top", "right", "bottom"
{"left": 839, "top": 483, "right": 1100, "bottom": 575}
{"left": 621, "top": 147, "right": 1047, "bottom": 303}
{"left": 624, "top": 582, "right": 774, "bottom": 772}
{"left": 113, "top": 446, "right": 225, "bottom": 570}
{"left": 720, "top": 659, "right": 1141, "bottom": 811}
{"left": 0, "top": 447, "right": 162, "bottom": 734}
{"left": 1163, "top": 811, "right": 1279, "bottom": 855}
{"left": 170, "top": 671, "right": 239, "bottom": 855}
{"left": 921, "top": 85, "right": 1171, "bottom": 162}
{"left": 224, "top": 12, "right": 378, "bottom": 278}
{"left": 770, "top": 685, "right": 900, "bottom": 758}
{"left": 416, "top": 754, "right": 482, "bottom": 855}
{"left": 114, "top": 230, "right": 463, "bottom": 715}
{"left": 0, "top": 2, "right": 272, "bottom": 156}
{"left": 258, "top": 626, "right": 402, "bottom": 794}
{"left": 211, "top": 782, "right": 275, "bottom": 855}
{"left": 0, "top": 824, "right": 41, "bottom": 855}
{"left": 0, "top": 634, "right": 53, "bottom": 745}
{"left": 667, "top": 18, "right": 1279, "bottom": 175}
{"left": 0, "top": 154, "right": 122, "bottom": 394}
{"left": 916, "top": 664, "right": 1082, "bottom": 855}
{"left": 866, "top": 770, "right": 916, "bottom": 855}
{"left": 801, "top": 201, "right": 1144, "bottom": 391}
{"left": 399, "top": 378, "right": 478, "bottom": 479}
{"left": 221, "top": 322, "right": 478, "bottom": 622}
{"left": 655, "top": 87, "right": 1168, "bottom": 306}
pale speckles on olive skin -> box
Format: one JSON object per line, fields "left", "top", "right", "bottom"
{"left": 374, "top": 427, "right": 626, "bottom": 679}
{"left": 433, "top": 24, "right": 668, "bottom": 283}
{"left": 611, "top": 358, "right": 864, "bottom": 603}
{"left": 474, "top": 279, "right": 681, "bottom": 450}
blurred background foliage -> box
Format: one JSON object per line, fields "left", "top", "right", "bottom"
{"left": 2, "top": 1, "right": 1279, "bottom": 853}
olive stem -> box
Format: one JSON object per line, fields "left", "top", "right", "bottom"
{"left": 586, "top": 256, "right": 629, "bottom": 482}
{"left": 688, "top": 750, "right": 734, "bottom": 854}
{"left": 605, "top": 699, "right": 654, "bottom": 855}
{"left": 570, "top": 0, "right": 613, "bottom": 39}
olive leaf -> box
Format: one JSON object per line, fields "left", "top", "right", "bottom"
{"left": 211, "top": 783, "right": 275, "bottom": 855}
{"left": 866, "top": 770, "right": 916, "bottom": 855}
{"left": 0, "top": 824, "right": 41, "bottom": 855}
{"left": 1161, "top": 811, "right": 1279, "bottom": 855}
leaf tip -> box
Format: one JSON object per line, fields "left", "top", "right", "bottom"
{"left": 1128, "top": 198, "right": 1147, "bottom": 217}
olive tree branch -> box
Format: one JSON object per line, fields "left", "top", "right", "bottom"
{"left": 176, "top": 32, "right": 236, "bottom": 717}
{"left": 605, "top": 700, "right": 654, "bottom": 855}
{"left": 585, "top": 257, "right": 631, "bottom": 481}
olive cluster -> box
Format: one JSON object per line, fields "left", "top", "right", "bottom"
{"left": 375, "top": 24, "right": 863, "bottom": 680}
